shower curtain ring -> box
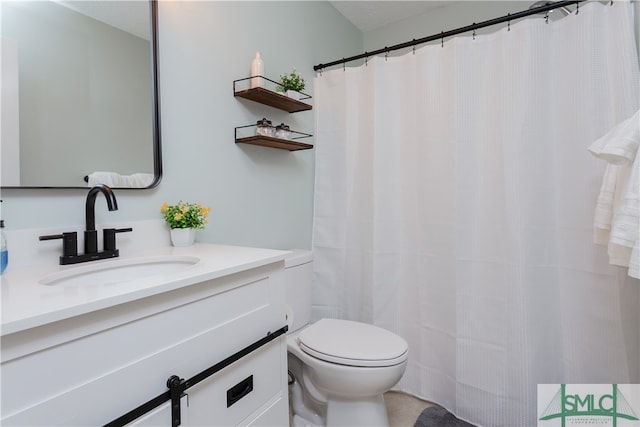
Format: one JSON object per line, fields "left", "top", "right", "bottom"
{"left": 385, "top": 49, "right": 389, "bottom": 61}
{"left": 472, "top": 27, "right": 476, "bottom": 40}
{"left": 412, "top": 40, "right": 416, "bottom": 55}
{"left": 545, "top": 12, "right": 549, "bottom": 23}
{"left": 575, "top": 3, "right": 579, "bottom": 14}
{"left": 441, "top": 31, "right": 444, "bottom": 48}
{"left": 507, "top": 13, "right": 511, "bottom": 31}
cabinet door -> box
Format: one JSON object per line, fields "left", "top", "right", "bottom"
{"left": 126, "top": 397, "right": 189, "bottom": 427}
{"left": 125, "top": 338, "right": 287, "bottom": 427}
{"left": 185, "top": 339, "right": 286, "bottom": 426}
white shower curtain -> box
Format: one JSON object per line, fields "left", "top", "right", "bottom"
{"left": 312, "top": 2, "right": 640, "bottom": 426}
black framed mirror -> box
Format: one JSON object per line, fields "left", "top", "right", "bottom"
{"left": 1, "top": 0, "right": 161, "bottom": 189}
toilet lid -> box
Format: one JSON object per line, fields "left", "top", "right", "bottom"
{"left": 297, "top": 319, "right": 408, "bottom": 367}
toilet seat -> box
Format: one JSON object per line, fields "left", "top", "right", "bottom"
{"left": 297, "top": 319, "right": 408, "bottom": 367}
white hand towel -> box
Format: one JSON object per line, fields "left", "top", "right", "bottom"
{"left": 589, "top": 109, "right": 640, "bottom": 278}
{"left": 116, "top": 173, "right": 154, "bottom": 188}
{"left": 87, "top": 172, "right": 154, "bottom": 188}
{"left": 129, "top": 173, "right": 154, "bottom": 187}
{"left": 593, "top": 164, "right": 632, "bottom": 245}
{"left": 588, "top": 110, "right": 639, "bottom": 165}
{"left": 629, "top": 242, "right": 639, "bottom": 279}
{"left": 87, "top": 171, "right": 119, "bottom": 187}
{"left": 608, "top": 150, "right": 639, "bottom": 272}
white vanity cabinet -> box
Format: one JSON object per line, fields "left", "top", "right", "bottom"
{"left": 0, "top": 254, "right": 289, "bottom": 426}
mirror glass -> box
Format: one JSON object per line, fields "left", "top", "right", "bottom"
{"left": 1, "top": 0, "right": 161, "bottom": 189}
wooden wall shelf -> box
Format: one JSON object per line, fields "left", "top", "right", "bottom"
{"left": 233, "top": 77, "right": 313, "bottom": 151}
{"left": 236, "top": 135, "right": 313, "bottom": 151}
{"left": 234, "top": 87, "right": 312, "bottom": 113}
{"left": 233, "top": 77, "right": 312, "bottom": 113}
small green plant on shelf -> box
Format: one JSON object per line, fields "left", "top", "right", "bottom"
{"left": 277, "top": 69, "right": 306, "bottom": 93}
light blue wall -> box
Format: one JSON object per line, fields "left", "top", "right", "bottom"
{"left": 0, "top": 1, "right": 362, "bottom": 251}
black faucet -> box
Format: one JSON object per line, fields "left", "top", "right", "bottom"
{"left": 39, "top": 184, "right": 132, "bottom": 265}
{"left": 85, "top": 184, "right": 118, "bottom": 254}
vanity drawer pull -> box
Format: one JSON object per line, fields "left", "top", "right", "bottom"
{"left": 227, "top": 375, "right": 253, "bottom": 407}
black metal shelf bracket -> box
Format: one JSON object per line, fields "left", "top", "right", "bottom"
{"left": 104, "top": 325, "right": 288, "bottom": 427}
{"left": 233, "top": 76, "right": 312, "bottom": 101}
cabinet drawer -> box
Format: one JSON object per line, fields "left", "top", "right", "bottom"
{"left": 186, "top": 338, "right": 286, "bottom": 426}
{"left": 123, "top": 339, "right": 288, "bottom": 427}
{"left": 243, "top": 394, "right": 288, "bottom": 427}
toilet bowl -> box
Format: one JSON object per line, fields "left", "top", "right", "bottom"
{"left": 284, "top": 250, "right": 408, "bottom": 427}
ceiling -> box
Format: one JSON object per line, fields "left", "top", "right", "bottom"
{"left": 61, "top": 1, "right": 459, "bottom": 38}
{"left": 56, "top": 0, "right": 150, "bottom": 40}
{"left": 329, "top": 1, "right": 459, "bottom": 32}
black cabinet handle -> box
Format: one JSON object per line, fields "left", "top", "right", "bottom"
{"left": 227, "top": 375, "right": 253, "bottom": 408}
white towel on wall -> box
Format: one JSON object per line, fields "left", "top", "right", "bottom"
{"left": 608, "top": 151, "right": 639, "bottom": 271}
{"left": 588, "top": 110, "right": 639, "bottom": 164}
{"left": 87, "top": 171, "right": 120, "bottom": 187}
{"left": 127, "top": 173, "right": 155, "bottom": 187}
{"left": 589, "top": 110, "right": 640, "bottom": 278}
{"left": 592, "top": 164, "right": 630, "bottom": 245}
{"left": 87, "top": 171, "right": 154, "bottom": 188}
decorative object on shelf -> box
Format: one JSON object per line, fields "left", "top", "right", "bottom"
{"left": 250, "top": 51, "right": 264, "bottom": 89}
{"left": 235, "top": 124, "right": 313, "bottom": 151}
{"left": 286, "top": 90, "right": 301, "bottom": 100}
{"left": 161, "top": 201, "right": 211, "bottom": 247}
{"left": 256, "top": 118, "right": 275, "bottom": 137}
{"left": 277, "top": 69, "right": 306, "bottom": 99}
{"left": 275, "top": 123, "right": 291, "bottom": 140}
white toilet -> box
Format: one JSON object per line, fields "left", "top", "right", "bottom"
{"left": 284, "top": 250, "right": 408, "bottom": 427}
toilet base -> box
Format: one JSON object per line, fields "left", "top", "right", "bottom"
{"left": 326, "top": 394, "right": 389, "bottom": 427}
{"left": 290, "top": 380, "right": 389, "bottom": 427}
{"left": 290, "top": 394, "right": 390, "bottom": 427}
{"left": 292, "top": 414, "right": 323, "bottom": 427}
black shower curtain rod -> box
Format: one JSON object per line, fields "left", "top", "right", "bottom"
{"left": 313, "top": 0, "right": 586, "bottom": 71}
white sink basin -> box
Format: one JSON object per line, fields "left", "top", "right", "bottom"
{"left": 39, "top": 255, "right": 201, "bottom": 287}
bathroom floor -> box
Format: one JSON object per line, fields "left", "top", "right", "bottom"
{"left": 384, "top": 391, "right": 434, "bottom": 427}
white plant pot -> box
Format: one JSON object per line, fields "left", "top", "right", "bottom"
{"left": 286, "top": 90, "right": 301, "bottom": 100}
{"left": 170, "top": 228, "right": 196, "bottom": 247}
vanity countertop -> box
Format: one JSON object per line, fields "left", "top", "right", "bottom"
{"left": 0, "top": 244, "right": 289, "bottom": 336}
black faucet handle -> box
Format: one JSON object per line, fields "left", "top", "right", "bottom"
{"left": 103, "top": 227, "right": 133, "bottom": 252}
{"left": 39, "top": 232, "right": 78, "bottom": 257}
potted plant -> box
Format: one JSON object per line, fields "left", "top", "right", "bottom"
{"left": 277, "top": 69, "right": 306, "bottom": 100}
{"left": 161, "top": 201, "right": 211, "bottom": 246}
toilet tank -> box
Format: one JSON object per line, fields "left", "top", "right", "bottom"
{"left": 284, "top": 249, "right": 313, "bottom": 333}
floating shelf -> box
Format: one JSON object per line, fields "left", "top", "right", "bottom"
{"left": 235, "top": 124, "right": 313, "bottom": 151}
{"left": 233, "top": 76, "right": 312, "bottom": 113}
{"left": 236, "top": 135, "right": 313, "bottom": 151}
